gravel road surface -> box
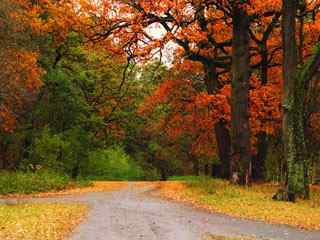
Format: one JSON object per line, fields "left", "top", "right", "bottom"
{"left": 1, "top": 183, "right": 319, "bottom": 240}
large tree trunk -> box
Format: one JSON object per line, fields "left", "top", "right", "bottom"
{"left": 276, "top": 0, "right": 315, "bottom": 201}
{"left": 230, "top": 3, "right": 252, "bottom": 185}
{"left": 281, "top": 0, "right": 303, "bottom": 202}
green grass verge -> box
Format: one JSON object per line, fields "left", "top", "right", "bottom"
{"left": 0, "top": 171, "right": 91, "bottom": 195}
{"left": 168, "top": 175, "right": 202, "bottom": 181}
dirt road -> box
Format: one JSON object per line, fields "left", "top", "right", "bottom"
{"left": 2, "top": 183, "right": 320, "bottom": 240}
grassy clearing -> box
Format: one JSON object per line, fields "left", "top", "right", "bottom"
{"left": 0, "top": 203, "right": 88, "bottom": 240}
{"left": 157, "top": 177, "right": 320, "bottom": 230}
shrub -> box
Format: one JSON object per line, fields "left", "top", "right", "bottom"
{"left": 24, "top": 127, "right": 94, "bottom": 177}
{"left": 82, "top": 145, "right": 144, "bottom": 180}
{"left": 0, "top": 170, "right": 70, "bottom": 195}
{"left": 24, "top": 128, "right": 73, "bottom": 174}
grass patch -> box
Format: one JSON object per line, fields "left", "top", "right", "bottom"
{"left": 0, "top": 171, "right": 92, "bottom": 196}
{"left": 157, "top": 177, "right": 320, "bottom": 230}
{"left": 168, "top": 176, "right": 201, "bottom": 181}
{"left": 0, "top": 203, "right": 88, "bottom": 240}
{"left": 0, "top": 171, "right": 70, "bottom": 195}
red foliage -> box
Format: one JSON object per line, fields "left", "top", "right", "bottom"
{"left": 139, "top": 67, "right": 282, "bottom": 157}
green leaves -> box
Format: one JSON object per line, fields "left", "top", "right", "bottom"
{"left": 83, "top": 145, "right": 144, "bottom": 180}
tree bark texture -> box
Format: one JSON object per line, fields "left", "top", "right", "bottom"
{"left": 231, "top": 3, "right": 252, "bottom": 185}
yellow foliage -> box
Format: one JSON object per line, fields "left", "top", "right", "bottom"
{"left": 0, "top": 203, "right": 88, "bottom": 240}
{"left": 156, "top": 180, "right": 320, "bottom": 230}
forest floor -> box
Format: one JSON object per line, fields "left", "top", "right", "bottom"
{"left": 0, "top": 182, "right": 319, "bottom": 240}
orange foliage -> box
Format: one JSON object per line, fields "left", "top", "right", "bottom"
{"left": 139, "top": 77, "right": 229, "bottom": 157}
{"left": 0, "top": 0, "right": 93, "bottom": 132}
{"left": 3, "top": 0, "right": 320, "bottom": 156}
{"left": 139, "top": 66, "right": 282, "bottom": 157}
{"left": 0, "top": 48, "right": 43, "bottom": 132}
{"left": 12, "top": 0, "right": 81, "bottom": 43}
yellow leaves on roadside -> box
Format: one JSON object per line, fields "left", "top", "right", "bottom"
{"left": 0, "top": 203, "right": 88, "bottom": 240}
{"left": 156, "top": 180, "right": 320, "bottom": 230}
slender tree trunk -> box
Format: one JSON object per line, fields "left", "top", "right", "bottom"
{"left": 0, "top": 140, "right": 4, "bottom": 169}
{"left": 252, "top": 132, "right": 268, "bottom": 180}
{"left": 252, "top": 41, "right": 269, "bottom": 181}
{"left": 187, "top": 152, "right": 200, "bottom": 176}
{"left": 204, "top": 62, "right": 219, "bottom": 95}
{"left": 0, "top": 141, "right": 9, "bottom": 170}
{"left": 214, "top": 121, "right": 231, "bottom": 178}
{"left": 204, "top": 62, "right": 231, "bottom": 179}
{"left": 71, "top": 164, "right": 80, "bottom": 179}
{"left": 230, "top": 3, "right": 252, "bottom": 185}
{"left": 193, "top": 159, "right": 200, "bottom": 176}
{"left": 298, "top": 2, "right": 305, "bottom": 65}
{"left": 260, "top": 42, "right": 269, "bottom": 85}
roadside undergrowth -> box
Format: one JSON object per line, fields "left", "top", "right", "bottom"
{"left": 0, "top": 181, "right": 128, "bottom": 199}
{"left": 156, "top": 177, "right": 320, "bottom": 230}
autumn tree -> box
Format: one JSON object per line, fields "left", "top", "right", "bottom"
{"left": 79, "top": 0, "right": 285, "bottom": 181}
{"left": 0, "top": 0, "right": 138, "bottom": 176}
{"left": 0, "top": 0, "right": 43, "bottom": 133}
{"left": 0, "top": 0, "right": 44, "bottom": 168}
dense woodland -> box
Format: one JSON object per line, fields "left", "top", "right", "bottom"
{"left": 1, "top": 0, "right": 320, "bottom": 202}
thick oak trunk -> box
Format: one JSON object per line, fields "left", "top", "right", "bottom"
{"left": 230, "top": 4, "right": 252, "bottom": 185}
